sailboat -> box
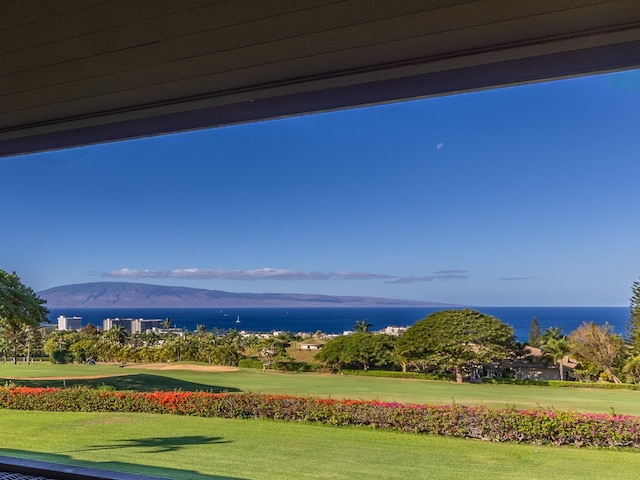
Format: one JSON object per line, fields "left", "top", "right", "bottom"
{"left": 236, "top": 315, "right": 241, "bottom": 324}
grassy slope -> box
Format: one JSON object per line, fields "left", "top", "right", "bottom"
{"left": 2, "top": 410, "right": 640, "bottom": 480}
{"left": 3, "top": 363, "right": 640, "bottom": 478}
{"left": 3, "top": 363, "right": 640, "bottom": 414}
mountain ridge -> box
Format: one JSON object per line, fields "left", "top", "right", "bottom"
{"left": 38, "top": 282, "right": 451, "bottom": 308}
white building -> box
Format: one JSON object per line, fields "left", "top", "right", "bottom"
{"left": 103, "top": 317, "right": 165, "bottom": 334}
{"left": 381, "top": 326, "right": 408, "bottom": 336}
{"left": 57, "top": 315, "right": 83, "bottom": 331}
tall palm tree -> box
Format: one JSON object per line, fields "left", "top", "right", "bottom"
{"left": 543, "top": 337, "right": 570, "bottom": 380}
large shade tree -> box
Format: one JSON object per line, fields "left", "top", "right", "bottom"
{"left": 395, "top": 309, "right": 516, "bottom": 382}
{"left": 315, "top": 333, "right": 396, "bottom": 371}
{"left": 569, "top": 321, "right": 626, "bottom": 383}
{"left": 0, "top": 270, "right": 49, "bottom": 364}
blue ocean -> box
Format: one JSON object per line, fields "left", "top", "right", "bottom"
{"left": 46, "top": 306, "right": 630, "bottom": 341}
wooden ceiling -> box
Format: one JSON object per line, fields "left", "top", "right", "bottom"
{"left": 2, "top": 0, "right": 640, "bottom": 157}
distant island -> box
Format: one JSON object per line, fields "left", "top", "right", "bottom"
{"left": 38, "top": 282, "right": 452, "bottom": 308}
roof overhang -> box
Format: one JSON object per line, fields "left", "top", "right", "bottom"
{"left": 2, "top": 0, "right": 640, "bottom": 157}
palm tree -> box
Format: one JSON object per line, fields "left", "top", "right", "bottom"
{"left": 511, "top": 341, "right": 528, "bottom": 380}
{"left": 543, "top": 337, "right": 570, "bottom": 380}
{"left": 540, "top": 326, "right": 563, "bottom": 346}
{"left": 353, "top": 319, "right": 373, "bottom": 333}
{"left": 105, "top": 325, "right": 129, "bottom": 346}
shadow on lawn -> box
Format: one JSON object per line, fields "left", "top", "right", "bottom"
{"left": 83, "top": 435, "right": 232, "bottom": 453}
{"left": 6, "top": 373, "right": 241, "bottom": 392}
{"left": 0, "top": 448, "right": 246, "bottom": 480}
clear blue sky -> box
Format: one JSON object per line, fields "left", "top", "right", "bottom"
{"left": 2, "top": 69, "right": 639, "bottom": 306}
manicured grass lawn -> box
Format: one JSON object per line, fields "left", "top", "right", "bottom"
{"left": 3, "top": 362, "right": 640, "bottom": 415}
{"left": 2, "top": 409, "right": 640, "bottom": 480}
{"left": 3, "top": 363, "right": 640, "bottom": 479}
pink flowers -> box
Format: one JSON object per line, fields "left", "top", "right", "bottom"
{"left": 2, "top": 386, "right": 640, "bottom": 448}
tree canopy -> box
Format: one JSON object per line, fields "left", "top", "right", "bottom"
{"left": 315, "top": 333, "right": 396, "bottom": 371}
{"left": 569, "top": 321, "right": 626, "bottom": 383}
{"left": 395, "top": 309, "right": 516, "bottom": 382}
{"left": 0, "top": 270, "right": 49, "bottom": 363}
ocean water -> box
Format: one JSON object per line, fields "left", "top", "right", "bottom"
{"left": 46, "top": 306, "right": 630, "bottom": 341}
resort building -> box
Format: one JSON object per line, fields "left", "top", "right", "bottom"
{"left": 57, "top": 315, "right": 83, "bottom": 331}
{"left": 381, "top": 326, "right": 408, "bottom": 336}
{"left": 102, "top": 318, "right": 165, "bottom": 334}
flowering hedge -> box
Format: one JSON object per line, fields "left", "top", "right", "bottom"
{"left": 2, "top": 386, "right": 640, "bottom": 448}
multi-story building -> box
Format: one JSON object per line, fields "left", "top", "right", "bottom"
{"left": 57, "top": 315, "right": 83, "bottom": 331}
{"left": 102, "top": 318, "right": 165, "bottom": 334}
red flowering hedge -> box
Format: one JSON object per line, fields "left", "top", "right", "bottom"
{"left": 2, "top": 386, "right": 640, "bottom": 448}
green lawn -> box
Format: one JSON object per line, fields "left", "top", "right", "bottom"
{"left": 3, "top": 362, "right": 640, "bottom": 414}
{"left": 2, "top": 409, "right": 640, "bottom": 480}
{"left": 3, "top": 363, "right": 640, "bottom": 479}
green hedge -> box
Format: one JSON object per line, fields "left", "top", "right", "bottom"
{"left": 2, "top": 386, "right": 640, "bottom": 448}
{"left": 238, "top": 359, "right": 319, "bottom": 372}
{"left": 483, "top": 378, "right": 640, "bottom": 390}
{"left": 238, "top": 359, "right": 263, "bottom": 369}
{"left": 340, "top": 370, "right": 454, "bottom": 381}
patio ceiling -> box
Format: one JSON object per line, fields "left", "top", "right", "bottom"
{"left": 1, "top": 0, "right": 640, "bottom": 157}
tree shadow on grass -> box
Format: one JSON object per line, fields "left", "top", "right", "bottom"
{"left": 82, "top": 435, "right": 232, "bottom": 453}
{"left": 5, "top": 373, "right": 241, "bottom": 392}
{"left": 0, "top": 448, "right": 246, "bottom": 480}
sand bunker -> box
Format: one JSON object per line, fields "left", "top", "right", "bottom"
{"left": 2, "top": 363, "right": 239, "bottom": 381}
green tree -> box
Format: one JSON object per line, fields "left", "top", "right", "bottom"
{"left": 209, "top": 330, "right": 244, "bottom": 366}
{"left": 569, "top": 322, "right": 626, "bottom": 383}
{"left": 395, "top": 309, "right": 516, "bottom": 383}
{"left": 528, "top": 317, "right": 541, "bottom": 347}
{"left": 24, "top": 326, "right": 45, "bottom": 363}
{"left": 80, "top": 323, "right": 100, "bottom": 338}
{"left": 540, "top": 326, "right": 563, "bottom": 346}
{"left": 69, "top": 338, "right": 98, "bottom": 363}
{"left": 0, "top": 270, "right": 49, "bottom": 364}
{"left": 353, "top": 319, "right": 373, "bottom": 334}
{"left": 357, "top": 333, "right": 396, "bottom": 370}
{"left": 627, "top": 277, "right": 640, "bottom": 354}
{"left": 104, "top": 325, "right": 129, "bottom": 346}
{"left": 622, "top": 355, "right": 640, "bottom": 384}
{"left": 315, "top": 333, "right": 396, "bottom": 371}
{"left": 252, "top": 337, "right": 288, "bottom": 371}
{"left": 314, "top": 335, "right": 351, "bottom": 371}
{"left": 44, "top": 331, "right": 76, "bottom": 364}
{"left": 542, "top": 337, "right": 570, "bottom": 380}
{"left": 0, "top": 333, "right": 8, "bottom": 362}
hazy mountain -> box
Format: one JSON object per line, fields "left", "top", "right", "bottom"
{"left": 38, "top": 282, "right": 450, "bottom": 308}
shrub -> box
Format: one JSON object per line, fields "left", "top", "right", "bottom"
{"left": 482, "top": 378, "right": 640, "bottom": 390}
{"left": 238, "top": 359, "right": 263, "bottom": 369}
{"left": 2, "top": 386, "right": 640, "bottom": 448}
{"left": 274, "top": 361, "right": 318, "bottom": 372}
{"left": 341, "top": 370, "right": 454, "bottom": 381}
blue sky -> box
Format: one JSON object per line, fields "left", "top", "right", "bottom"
{"left": 2, "top": 69, "right": 639, "bottom": 306}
